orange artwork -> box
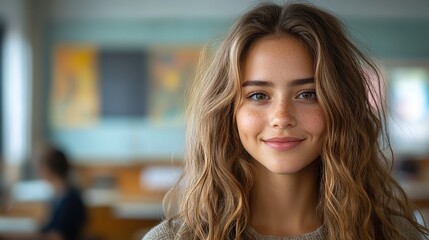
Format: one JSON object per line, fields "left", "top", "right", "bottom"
{"left": 51, "top": 45, "right": 99, "bottom": 128}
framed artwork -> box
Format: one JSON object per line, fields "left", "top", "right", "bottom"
{"left": 51, "top": 45, "right": 99, "bottom": 128}
{"left": 148, "top": 46, "right": 201, "bottom": 122}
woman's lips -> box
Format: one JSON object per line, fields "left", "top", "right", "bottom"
{"left": 263, "top": 137, "right": 304, "bottom": 151}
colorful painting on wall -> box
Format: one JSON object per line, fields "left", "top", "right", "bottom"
{"left": 51, "top": 45, "right": 203, "bottom": 128}
{"left": 148, "top": 47, "right": 201, "bottom": 122}
{"left": 51, "top": 45, "right": 99, "bottom": 128}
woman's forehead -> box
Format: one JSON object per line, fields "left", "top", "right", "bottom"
{"left": 240, "top": 36, "right": 314, "bottom": 85}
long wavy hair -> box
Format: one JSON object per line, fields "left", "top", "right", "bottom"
{"left": 164, "top": 2, "right": 429, "bottom": 240}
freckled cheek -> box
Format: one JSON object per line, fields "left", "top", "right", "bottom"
{"left": 300, "top": 109, "right": 326, "bottom": 137}
{"left": 236, "top": 107, "right": 265, "bottom": 138}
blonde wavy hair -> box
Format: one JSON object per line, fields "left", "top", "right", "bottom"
{"left": 164, "top": 2, "right": 429, "bottom": 240}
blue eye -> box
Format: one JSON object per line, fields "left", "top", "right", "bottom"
{"left": 297, "top": 91, "right": 317, "bottom": 101}
{"left": 248, "top": 92, "right": 269, "bottom": 101}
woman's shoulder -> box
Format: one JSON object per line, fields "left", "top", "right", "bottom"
{"left": 143, "top": 219, "right": 184, "bottom": 240}
{"left": 391, "top": 215, "right": 426, "bottom": 240}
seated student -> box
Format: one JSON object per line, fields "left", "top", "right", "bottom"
{"left": 36, "top": 144, "right": 87, "bottom": 240}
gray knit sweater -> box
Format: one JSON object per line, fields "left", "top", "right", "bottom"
{"left": 143, "top": 217, "right": 425, "bottom": 240}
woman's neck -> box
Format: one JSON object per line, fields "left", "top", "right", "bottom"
{"left": 249, "top": 159, "right": 322, "bottom": 236}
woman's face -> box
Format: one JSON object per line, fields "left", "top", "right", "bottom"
{"left": 236, "top": 35, "right": 325, "bottom": 175}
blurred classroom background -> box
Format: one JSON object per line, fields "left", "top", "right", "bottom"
{"left": 0, "top": 0, "right": 428, "bottom": 239}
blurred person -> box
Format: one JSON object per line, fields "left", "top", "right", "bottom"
{"left": 35, "top": 143, "right": 87, "bottom": 240}
{"left": 144, "top": 2, "right": 429, "bottom": 240}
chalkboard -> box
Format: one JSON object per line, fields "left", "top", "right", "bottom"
{"left": 99, "top": 50, "right": 149, "bottom": 117}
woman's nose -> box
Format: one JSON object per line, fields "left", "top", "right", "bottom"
{"left": 269, "top": 99, "right": 296, "bottom": 129}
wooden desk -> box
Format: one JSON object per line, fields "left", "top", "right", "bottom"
{"left": 85, "top": 206, "right": 161, "bottom": 240}
{"left": 0, "top": 199, "right": 163, "bottom": 240}
{"left": 1, "top": 162, "right": 179, "bottom": 240}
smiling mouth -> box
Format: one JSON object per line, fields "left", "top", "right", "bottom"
{"left": 263, "top": 137, "right": 304, "bottom": 151}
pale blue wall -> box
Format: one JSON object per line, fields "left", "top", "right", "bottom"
{"left": 346, "top": 19, "right": 429, "bottom": 59}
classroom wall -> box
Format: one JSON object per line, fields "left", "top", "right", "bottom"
{"left": 42, "top": 19, "right": 231, "bottom": 161}
{"left": 25, "top": 0, "right": 428, "bottom": 162}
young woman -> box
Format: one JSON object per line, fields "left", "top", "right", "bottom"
{"left": 144, "top": 2, "right": 428, "bottom": 240}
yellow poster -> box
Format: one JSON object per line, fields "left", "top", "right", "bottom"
{"left": 51, "top": 45, "right": 99, "bottom": 128}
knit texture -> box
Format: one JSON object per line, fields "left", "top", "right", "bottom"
{"left": 143, "top": 217, "right": 426, "bottom": 240}
{"left": 143, "top": 220, "right": 324, "bottom": 240}
{"left": 392, "top": 216, "right": 426, "bottom": 240}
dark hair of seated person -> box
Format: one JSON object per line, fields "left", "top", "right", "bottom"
{"left": 38, "top": 145, "right": 87, "bottom": 240}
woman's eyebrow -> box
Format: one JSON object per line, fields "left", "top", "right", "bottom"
{"left": 242, "top": 78, "right": 314, "bottom": 87}
{"left": 289, "top": 78, "right": 315, "bottom": 87}
{"left": 242, "top": 80, "right": 273, "bottom": 87}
